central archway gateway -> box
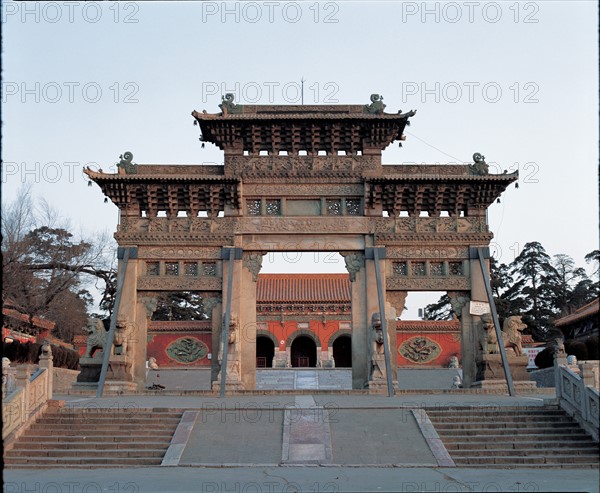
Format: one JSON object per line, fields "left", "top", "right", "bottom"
{"left": 87, "top": 95, "right": 517, "bottom": 393}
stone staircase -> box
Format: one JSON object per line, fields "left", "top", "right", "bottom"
{"left": 427, "top": 405, "right": 600, "bottom": 468}
{"left": 4, "top": 407, "right": 183, "bottom": 468}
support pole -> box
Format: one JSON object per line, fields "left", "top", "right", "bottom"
{"left": 219, "top": 247, "right": 236, "bottom": 398}
{"left": 373, "top": 247, "right": 394, "bottom": 397}
{"left": 476, "top": 247, "right": 516, "bottom": 396}
{"left": 97, "top": 247, "right": 131, "bottom": 398}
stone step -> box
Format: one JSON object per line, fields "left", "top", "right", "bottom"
{"left": 448, "top": 463, "right": 600, "bottom": 469}
{"left": 11, "top": 441, "right": 170, "bottom": 451}
{"left": 453, "top": 454, "right": 600, "bottom": 466}
{"left": 17, "top": 434, "right": 173, "bottom": 443}
{"left": 441, "top": 432, "right": 593, "bottom": 442}
{"left": 437, "top": 427, "right": 584, "bottom": 437}
{"left": 3, "top": 457, "right": 164, "bottom": 466}
{"left": 27, "top": 424, "right": 179, "bottom": 433}
{"left": 21, "top": 429, "right": 176, "bottom": 437}
{"left": 5, "top": 448, "right": 168, "bottom": 458}
{"left": 36, "top": 417, "right": 182, "bottom": 425}
{"left": 432, "top": 421, "right": 578, "bottom": 430}
{"left": 428, "top": 415, "right": 572, "bottom": 423}
{"left": 445, "top": 440, "right": 599, "bottom": 450}
{"left": 449, "top": 447, "right": 600, "bottom": 457}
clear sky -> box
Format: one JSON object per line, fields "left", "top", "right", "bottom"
{"left": 2, "top": 1, "right": 598, "bottom": 317}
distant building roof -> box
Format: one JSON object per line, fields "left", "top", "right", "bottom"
{"left": 555, "top": 298, "right": 599, "bottom": 327}
{"left": 2, "top": 307, "right": 56, "bottom": 332}
{"left": 257, "top": 274, "right": 351, "bottom": 304}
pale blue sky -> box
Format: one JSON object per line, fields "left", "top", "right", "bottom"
{"left": 2, "top": 1, "right": 598, "bottom": 317}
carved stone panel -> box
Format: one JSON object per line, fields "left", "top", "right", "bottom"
{"left": 386, "top": 277, "right": 470, "bottom": 291}
{"left": 137, "top": 276, "right": 223, "bottom": 291}
{"left": 226, "top": 155, "right": 379, "bottom": 174}
{"left": 245, "top": 184, "right": 363, "bottom": 196}
{"left": 386, "top": 246, "right": 470, "bottom": 259}
{"left": 139, "top": 246, "right": 222, "bottom": 259}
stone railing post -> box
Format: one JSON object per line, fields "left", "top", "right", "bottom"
{"left": 39, "top": 341, "right": 54, "bottom": 400}
{"left": 553, "top": 351, "right": 567, "bottom": 399}
{"left": 2, "top": 357, "right": 11, "bottom": 400}
{"left": 15, "top": 365, "right": 31, "bottom": 421}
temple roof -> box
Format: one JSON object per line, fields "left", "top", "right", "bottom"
{"left": 256, "top": 274, "right": 350, "bottom": 304}
{"left": 191, "top": 95, "right": 416, "bottom": 153}
{"left": 555, "top": 298, "right": 599, "bottom": 327}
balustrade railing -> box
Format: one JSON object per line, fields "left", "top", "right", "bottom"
{"left": 2, "top": 345, "right": 54, "bottom": 442}
{"left": 555, "top": 357, "right": 599, "bottom": 442}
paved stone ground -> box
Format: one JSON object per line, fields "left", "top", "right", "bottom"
{"left": 4, "top": 465, "right": 599, "bottom": 492}
{"left": 145, "top": 368, "right": 463, "bottom": 392}
{"left": 7, "top": 391, "right": 599, "bottom": 492}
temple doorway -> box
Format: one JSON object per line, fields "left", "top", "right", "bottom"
{"left": 332, "top": 335, "right": 352, "bottom": 368}
{"left": 290, "top": 336, "right": 317, "bottom": 367}
{"left": 256, "top": 336, "right": 275, "bottom": 368}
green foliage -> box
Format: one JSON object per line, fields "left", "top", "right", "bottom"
{"left": 424, "top": 243, "right": 598, "bottom": 343}
{"left": 151, "top": 291, "right": 207, "bottom": 321}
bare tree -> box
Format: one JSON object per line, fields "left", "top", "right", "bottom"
{"left": 2, "top": 186, "right": 117, "bottom": 342}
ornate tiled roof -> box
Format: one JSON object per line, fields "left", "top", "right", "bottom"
{"left": 256, "top": 274, "right": 350, "bottom": 304}
{"left": 555, "top": 298, "right": 600, "bottom": 327}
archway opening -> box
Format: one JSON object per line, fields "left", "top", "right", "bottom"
{"left": 256, "top": 335, "right": 275, "bottom": 368}
{"left": 290, "top": 336, "right": 317, "bottom": 368}
{"left": 332, "top": 335, "right": 352, "bottom": 368}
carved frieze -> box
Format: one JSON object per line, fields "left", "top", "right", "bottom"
{"left": 139, "top": 246, "right": 222, "bottom": 259}
{"left": 226, "top": 155, "right": 379, "bottom": 174}
{"left": 386, "top": 277, "right": 470, "bottom": 291}
{"left": 386, "top": 246, "right": 470, "bottom": 259}
{"left": 244, "top": 184, "right": 363, "bottom": 196}
{"left": 137, "top": 276, "right": 223, "bottom": 291}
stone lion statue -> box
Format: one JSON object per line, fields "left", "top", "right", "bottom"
{"left": 84, "top": 317, "right": 108, "bottom": 359}
{"left": 218, "top": 313, "right": 238, "bottom": 364}
{"left": 371, "top": 312, "right": 384, "bottom": 355}
{"left": 114, "top": 319, "right": 132, "bottom": 355}
{"left": 501, "top": 315, "right": 526, "bottom": 356}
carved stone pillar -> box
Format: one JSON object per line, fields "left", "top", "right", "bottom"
{"left": 342, "top": 251, "right": 368, "bottom": 388}
{"left": 213, "top": 250, "right": 263, "bottom": 391}
{"left": 448, "top": 291, "right": 474, "bottom": 386}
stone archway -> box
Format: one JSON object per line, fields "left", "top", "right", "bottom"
{"left": 256, "top": 335, "right": 275, "bottom": 368}
{"left": 332, "top": 334, "right": 352, "bottom": 368}
{"left": 290, "top": 336, "right": 317, "bottom": 368}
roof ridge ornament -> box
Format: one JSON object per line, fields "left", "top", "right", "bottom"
{"left": 219, "top": 93, "right": 242, "bottom": 115}
{"left": 117, "top": 152, "right": 137, "bottom": 175}
{"left": 469, "top": 152, "right": 489, "bottom": 175}
{"left": 364, "top": 94, "right": 386, "bottom": 114}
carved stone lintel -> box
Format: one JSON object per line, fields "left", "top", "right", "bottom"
{"left": 341, "top": 252, "right": 365, "bottom": 282}
{"left": 137, "top": 276, "right": 223, "bottom": 291}
{"left": 387, "top": 277, "right": 470, "bottom": 291}
{"left": 242, "top": 252, "right": 264, "bottom": 282}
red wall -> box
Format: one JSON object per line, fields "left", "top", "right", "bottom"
{"left": 396, "top": 331, "right": 461, "bottom": 367}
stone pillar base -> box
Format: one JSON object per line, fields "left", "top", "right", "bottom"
{"left": 367, "top": 379, "right": 397, "bottom": 394}
{"left": 212, "top": 380, "right": 246, "bottom": 392}
{"left": 476, "top": 354, "right": 531, "bottom": 382}
{"left": 471, "top": 379, "right": 537, "bottom": 392}
{"left": 74, "top": 356, "right": 134, "bottom": 391}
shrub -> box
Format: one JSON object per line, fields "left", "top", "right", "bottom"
{"left": 564, "top": 340, "right": 589, "bottom": 361}
{"left": 585, "top": 336, "right": 599, "bottom": 359}
{"left": 534, "top": 347, "right": 554, "bottom": 369}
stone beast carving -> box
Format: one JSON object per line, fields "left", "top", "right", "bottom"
{"left": 114, "top": 320, "right": 132, "bottom": 355}
{"left": 501, "top": 315, "right": 526, "bottom": 356}
{"left": 218, "top": 313, "right": 238, "bottom": 364}
{"left": 370, "top": 312, "right": 386, "bottom": 381}
{"left": 84, "top": 317, "right": 108, "bottom": 358}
